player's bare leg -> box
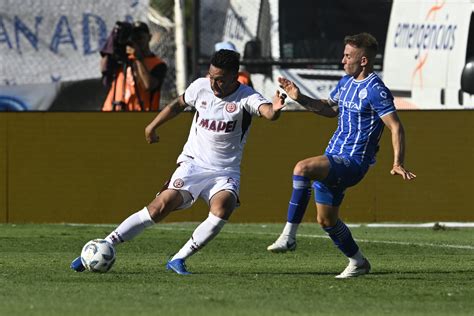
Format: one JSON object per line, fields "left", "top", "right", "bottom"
{"left": 167, "top": 190, "right": 236, "bottom": 275}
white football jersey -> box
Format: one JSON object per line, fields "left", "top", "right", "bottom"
{"left": 178, "top": 77, "right": 270, "bottom": 171}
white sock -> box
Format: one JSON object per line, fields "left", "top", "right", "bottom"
{"left": 105, "top": 207, "right": 154, "bottom": 246}
{"left": 280, "top": 222, "right": 299, "bottom": 240}
{"left": 171, "top": 213, "right": 226, "bottom": 261}
{"left": 348, "top": 250, "right": 366, "bottom": 266}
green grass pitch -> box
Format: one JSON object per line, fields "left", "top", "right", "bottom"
{"left": 1, "top": 223, "right": 473, "bottom": 315}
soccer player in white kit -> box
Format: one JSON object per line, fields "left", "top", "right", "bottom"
{"left": 71, "top": 49, "right": 287, "bottom": 274}
{"left": 267, "top": 33, "right": 416, "bottom": 278}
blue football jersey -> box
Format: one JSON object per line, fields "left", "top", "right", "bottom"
{"left": 327, "top": 73, "right": 396, "bottom": 165}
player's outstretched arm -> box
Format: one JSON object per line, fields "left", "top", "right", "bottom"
{"left": 277, "top": 77, "right": 338, "bottom": 118}
{"left": 259, "top": 90, "right": 287, "bottom": 121}
{"left": 381, "top": 112, "right": 416, "bottom": 180}
{"left": 145, "top": 95, "right": 188, "bottom": 144}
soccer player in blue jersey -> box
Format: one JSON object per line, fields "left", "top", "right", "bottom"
{"left": 267, "top": 33, "right": 416, "bottom": 278}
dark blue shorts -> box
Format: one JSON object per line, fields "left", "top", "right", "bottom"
{"left": 312, "top": 154, "right": 369, "bottom": 207}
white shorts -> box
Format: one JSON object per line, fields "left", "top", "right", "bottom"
{"left": 165, "top": 160, "right": 240, "bottom": 209}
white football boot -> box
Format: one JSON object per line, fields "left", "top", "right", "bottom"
{"left": 335, "top": 258, "right": 371, "bottom": 279}
{"left": 266, "top": 235, "right": 296, "bottom": 253}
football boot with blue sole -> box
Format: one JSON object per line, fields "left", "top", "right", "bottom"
{"left": 166, "top": 259, "right": 191, "bottom": 275}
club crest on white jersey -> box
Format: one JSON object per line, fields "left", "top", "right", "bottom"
{"left": 226, "top": 103, "right": 237, "bottom": 113}
{"left": 173, "top": 178, "right": 184, "bottom": 188}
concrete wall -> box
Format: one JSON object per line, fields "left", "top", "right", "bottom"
{"left": 1, "top": 111, "right": 473, "bottom": 223}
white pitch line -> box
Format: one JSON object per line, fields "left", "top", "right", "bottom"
{"left": 63, "top": 223, "right": 474, "bottom": 250}
{"left": 153, "top": 226, "right": 474, "bottom": 251}
{"left": 296, "top": 233, "right": 474, "bottom": 250}
{"left": 365, "top": 222, "right": 474, "bottom": 228}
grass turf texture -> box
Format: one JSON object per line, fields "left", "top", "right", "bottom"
{"left": 0, "top": 223, "right": 473, "bottom": 316}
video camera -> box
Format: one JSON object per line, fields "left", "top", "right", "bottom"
{"left": 111, "top": 21, "right": 149, "bottom": 63}
{"left": 100, "top": 21, "right": 149, "bottom": 89}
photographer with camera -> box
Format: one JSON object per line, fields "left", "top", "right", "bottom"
{"left": 101, "top": 21, "right": 167, "bottom": 111}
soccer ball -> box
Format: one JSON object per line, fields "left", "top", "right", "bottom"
{"left": 80, "top": 239, "right": 116, "bottom": 273}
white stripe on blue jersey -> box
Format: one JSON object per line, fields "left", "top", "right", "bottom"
{"left": 326, "top": 73, "right": 396, "bottom": 165}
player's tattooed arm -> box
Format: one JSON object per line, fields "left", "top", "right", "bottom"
{"left": 168, "top": 95, "right": 188, "bottom": 114}
{"left": 297, "top": 97, "right": 339, "bottom": 118}
{"left": 277, "top": 76, "right": 338, "bottom": 118}
{"left": 145, "top": 95, "right": 188, "bottom": 144}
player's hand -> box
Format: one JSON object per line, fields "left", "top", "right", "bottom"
{"left": 390, "top": 165, "right": 416, "bottom": 180}
{"left": 272, "top": 90, "right": 287, "bottom": 111}
{"left": 278, "top": 77, "right": 300, "bottom": 100}
{"left": 145, "top": 125, "right": 160, "bottom": 144}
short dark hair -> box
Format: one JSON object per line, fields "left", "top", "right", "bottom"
{"left": 344, "top": 32, "right": 378, "bottom": 60}
{"left": 133, "top": 21, "right": 150, "bottom": 35}
{"left": 211, "top": 49, "right": 240, "bottom": 73}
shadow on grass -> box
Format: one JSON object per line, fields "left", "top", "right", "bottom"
{"left": 185, "top": 271, "right": 341, "bottom": 276}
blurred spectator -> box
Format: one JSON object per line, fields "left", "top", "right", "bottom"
{"left": 101, "top": 21, "right": 167, "bottom": 111}
{"left": 214, "top": 41, "right": 253, "bottom": 88}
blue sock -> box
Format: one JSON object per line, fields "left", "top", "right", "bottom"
{"left": 287, "top": 175, "right": 311, "bottom": 223}
{"left": 323, "top": 219, "right": 359, "bottom": 257}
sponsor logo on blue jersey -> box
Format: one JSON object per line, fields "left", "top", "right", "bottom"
{"left": 342, "top": 101, "right": 361, "bottom": 110}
